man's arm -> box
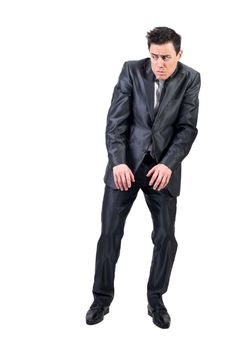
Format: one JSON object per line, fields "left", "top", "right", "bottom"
{"left": 160, "top": 72, "right": 201, "bottom": 171}
{"left": 147, "top": 71, "right": 201, "bottom": 191}
{"left": 105, "top": 62, "right": 132, "bottom": 166}
{"left": 105, "top": 62, "right": 135, "bottom": 191}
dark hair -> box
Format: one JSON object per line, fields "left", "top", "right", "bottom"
{"left": 146, "top": 27, "right": 181, "bottom": 54}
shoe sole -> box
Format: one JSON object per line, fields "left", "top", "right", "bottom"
{"left": 148, "top": 310, "right": 170, "bottom": 329}
{"left": 86, "top": 308, "right": 109, "bottom": 325}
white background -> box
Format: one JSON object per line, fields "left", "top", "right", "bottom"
{"left": 1, "top": 0, "right": 234, "bottom": 349}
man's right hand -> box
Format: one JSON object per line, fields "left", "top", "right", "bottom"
{"left": 113, "top": 164, "right": 135, "bottom": 191}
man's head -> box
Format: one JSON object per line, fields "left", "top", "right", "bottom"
{"left": 146, "top": 27, "right": 183, "bottom": 80}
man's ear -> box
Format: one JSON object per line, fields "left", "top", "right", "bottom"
{"left": 178, "top": 50, "right": 183, "bottom": 60}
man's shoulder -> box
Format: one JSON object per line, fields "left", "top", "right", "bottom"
{"left": 124, "top": 58, "right": 149, "bottom": 70}
{"left": 179, "top": 62, "right": 200, "bottom": 78}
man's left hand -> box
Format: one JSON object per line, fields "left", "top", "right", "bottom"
{"left": 146, "top": 164, "right": 172, "bottom": 191}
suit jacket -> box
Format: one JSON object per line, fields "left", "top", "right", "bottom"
{"left": 104, "top": 58, "right": 201, "bottom": 197}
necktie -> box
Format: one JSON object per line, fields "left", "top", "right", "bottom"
{"left": 148, "top": 80, "right": 164, "bottom": 158}
{"left": 154, "top": 79, "right": 164, "bottom": 117}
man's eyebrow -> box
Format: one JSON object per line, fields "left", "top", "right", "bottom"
{"left": 150, "top": 53, "right": 171, "bottom": 57}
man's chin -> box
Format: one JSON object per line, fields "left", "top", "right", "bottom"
{"left": 156, "top": 73, "right": 167, "bottom": 80}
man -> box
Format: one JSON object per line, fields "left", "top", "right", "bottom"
{"left": 86, "top": 27, "right": 201, "bottom": 328}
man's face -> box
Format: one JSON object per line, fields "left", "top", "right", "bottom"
{"left": 149, "top": 42, "right": 182, "bottom": 80}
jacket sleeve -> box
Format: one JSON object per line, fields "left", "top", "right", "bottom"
{"left": 160, "top": 72, "right": 201, "bottom": 171}
{"left": 105, "top": 62, "right": 132, "bottom": 167}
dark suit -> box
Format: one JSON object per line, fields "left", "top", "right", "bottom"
{"left": 104, "top": 58, "right": 200, "bottom": 197}
{"left": 92, "top": 58, "right": 201, "bottom": 307}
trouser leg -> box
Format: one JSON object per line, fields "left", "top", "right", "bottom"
{"left": 142, "top": 186, "right": 178, "bottom": 307}
{"left": 92, "top": 184, "right": 139, "bottom": 306}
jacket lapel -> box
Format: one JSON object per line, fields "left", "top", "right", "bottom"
{"left": 152, "top": 64, "right": 183, "bottom": 128}
{"left": 142, "top": 59, "right": 155, "bottom": 122}
{"left": 142, "top": 59, "right": 182, "bottom": 125}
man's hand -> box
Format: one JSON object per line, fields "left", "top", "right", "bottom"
{"left": 146, "top": 164, "right": 172, "bottom": 191}
{"left": 113, "top": 164, "right": 135, "bottom": 191}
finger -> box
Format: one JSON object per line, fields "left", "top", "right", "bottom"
{"left": 121, "top": 173, "right": 128, "bottom": 191}
{"left": 125, "top": 172, "right": 132, "bottom": 188}
{"left": 160, "top": 172, "right": 171, "bottom": 188}
{"left": 114, "top": 174, "right": 120, "bottom": 189}
{"left": 124, "top": 173, "right": 130, "bottom": 191}
{"left": 149, "top": 174, "right": 159, "bottom": 186}
{"left": 116, "top": 174, "right": 124, "bottom": 191}
{"left": 153, "top": 174, "right": 164, "bottom": 190}
{"left": 149, "top": 171, "right": 159, "bottom": 186}
{"left": 157, "top": 176, "right": 168, "bottom": 191}
{"left": 146, "top": 166, "right": 156, "bottom": 177}
{"left": 129, "top": 170, "right": 135, "bottom": 182}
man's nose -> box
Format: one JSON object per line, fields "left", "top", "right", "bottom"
{"left": 156, "top": 57, "right": 164, "bottom": 68}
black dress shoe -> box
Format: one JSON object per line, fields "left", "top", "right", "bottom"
{"left": 86, "top": 303, "right": 109, "bottom": 325}
{"left": 148, "top": 304, "right": 171, "bottom": 329}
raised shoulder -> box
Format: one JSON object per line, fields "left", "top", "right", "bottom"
{"left": 179, "top": 62, "right": 201, "bottom": 81}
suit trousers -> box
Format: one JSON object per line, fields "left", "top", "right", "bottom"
{"left": 92, "top": 153, "right": 178, "bottom": 307}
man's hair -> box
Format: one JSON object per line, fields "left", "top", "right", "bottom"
{"left": 146, "top": 27, "right": 181, "bottom": 54}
